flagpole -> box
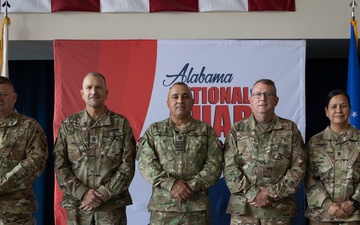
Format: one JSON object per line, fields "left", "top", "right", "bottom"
{"left": 348, "top": 0, "right": 360, "bottom": 129}
{"left": 1, "top": 0, "right": 10, "bottom": 78}
{"left": 351, "top": 0, "right": 357, "bottom": 20}
{"left": 350, "top": 0, "right": 358, "bottom": 48}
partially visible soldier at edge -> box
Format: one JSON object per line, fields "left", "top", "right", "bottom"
{"left": 54, "top": 72, "right": 136, "bottom": 225}
{"left": 137, "top": 82, "right": 223, "bottom": 225}
{"left": 0, "top": 76, "right": 48, "bottom": 225}
{"left": 224, "top": 78, "right": 306, "bottom": 225}
{"left": 306, "top": 89, "right": 360, "bottom": 224}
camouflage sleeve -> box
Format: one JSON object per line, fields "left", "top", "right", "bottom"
{"left": 305, "top": 142, "right": 333, "bottom": 210}
{"left": 223, "top": 127, "right": 260, "bottom": 201}
{"left": 187, "top": 127, "right": 223, "bottom": 192}
{"left": 54, "top": 125, "right": 89, "bottom": 200}
{"left": 353, "top": 184, "right": 360, "bottom": 202}
{"left": 137, "top": 127, "right": 177, "bottom": 192}
{"left": 96, "top": 120, "right": 136, "bottom": 202}
{"left": 267, "top": 127, "right": 307, "bottom": 199}
{"left": 0, "top": 122, "right": 48, "bottom": 193}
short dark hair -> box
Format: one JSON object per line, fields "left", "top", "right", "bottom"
{"left": 169, "top": 82, "right": 189, "bottom": 89}
{"left": 85, "top": 72, "right": 107, "bottom": 87}
{"left": 252, "top": 79, "right": 277, "bottom": 96}
{"left": 168, "top": 82, "right": 193, "bottom": 99}
{"left": 325, "top": 89, "right": 351, "bottom": 108}
{"left": 0, "top": 76, "right": 14, "bottom": 87}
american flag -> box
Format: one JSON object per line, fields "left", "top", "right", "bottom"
{"left": 1, "top": 0, "right": 295, "bottom": 13}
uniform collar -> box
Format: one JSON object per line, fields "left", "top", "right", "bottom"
{"left": 249, "top": 113, "right": 282, "bottom": 131}
{"left": 0, "top": 110, "right": 19, "bottom": 127}
{"left": 168, "top": 117, "right": 197, "bottom": 132}
{"left": 80, "top": 107, "right": 111, "bottom": 127}
{"left": 323, "top": 125, "right": 358, "bottom": 141}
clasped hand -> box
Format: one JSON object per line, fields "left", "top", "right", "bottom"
{"left": 328, "top": 201, "right": 355, "bottom": 219}
{"left": 247, "top": 186, "right": 277, "bottom": 208}
{"left": 79, "top": 189, "right": 103, "bottom": 211}
{"left": 171, "top": 180, "right": 193, "bottom": 203}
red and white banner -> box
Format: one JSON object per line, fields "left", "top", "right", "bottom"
{"left": 53, "top": 39, "right": 305, "bottom": 225}
{"left": 2, "top": 0, "right": 295, "bottom": 13}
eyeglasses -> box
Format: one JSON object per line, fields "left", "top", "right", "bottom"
{"left": 251, "top": 92, "right": 276, "bottom": 99}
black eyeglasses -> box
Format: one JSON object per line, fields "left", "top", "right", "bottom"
{"left": 251, "top": 92, "right": 276, "bottom": 99}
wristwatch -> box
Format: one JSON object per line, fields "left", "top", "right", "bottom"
{"left": 350, "top": 198, "right": 360, "bottom": 209}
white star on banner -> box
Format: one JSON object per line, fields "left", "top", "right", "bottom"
{"left": 352, "top": 111, "right": 358, "bottom": 118}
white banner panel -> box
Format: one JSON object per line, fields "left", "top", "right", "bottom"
{"left": 129, "top": 39, "right": 306, "bottom": 225}
{"left": 142, "top": 40, "right": 306, "bottom": 140}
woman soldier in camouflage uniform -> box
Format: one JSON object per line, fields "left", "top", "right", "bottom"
{"left": 306, "top": 89, "right": 360, "bottom": 224}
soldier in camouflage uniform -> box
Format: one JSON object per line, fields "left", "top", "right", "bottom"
{"left": 54, "top": 72, "right": 136, "bottom": 225}
{"left": 137, "top": 82, "right": 223, "bottom": 225}
{"left": 224, "top": 79, "right": 306, "bottom": 225}
{"left": 306, "top": 89, "right": 360, "bottom": 225}
{"left": 0, "top": 77, "right": 48, "bottom": 225}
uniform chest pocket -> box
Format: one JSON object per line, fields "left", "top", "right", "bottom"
{"left": 0, "top": 128, "right": 25, "bottom": 159}
{"left": 236, "top": 136, "right": 256, "bottom": 162}
{"left": 340, "top": 142, "right": 360, "bottom": 180}
{"left": 157, "top": 136, "right": 175, "bottom": 164}
{"left": 103, "top": 130, "right": 124, "bottom": 164}
{"left": 269, "top": 136, "right": 292, "bottom": 161}
{"left": 186, "top": 134, "right": 207, "bottom": 163}
{"left": 312, "top": 146, "right": 333, "bottom": 176}
{"left": 67, "top": 133, "right": 87, "bottom": 162}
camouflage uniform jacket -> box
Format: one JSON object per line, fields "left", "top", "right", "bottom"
{"left": 54, "top": 108, "right": 136, "bottom": 209}
{"left": 137, "top": 117, "right": 223, "bottom": 212}
{"left": 306, "top": 125, "right": 360, "bottom": 222}
{"left": 224, "top": 113, "right": 306, "bottom": 218}
{"left": 0, "top": 111, "right": 48, "bottom": 214}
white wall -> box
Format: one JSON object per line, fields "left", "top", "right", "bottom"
{"left": 7, "top": 0, "right": 354, "bottom": 40}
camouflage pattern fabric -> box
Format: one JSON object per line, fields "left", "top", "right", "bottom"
{"left": 0, "top": 111, "right": 48, "bottom": 214}
{"left": 150, "top": 210, "right": 210, "bottom": 225}
{"left": 137, "top": 117, "right": 223, "bottom": 213}
{"left": 306, "top": 125, "right": 360, "bottom": 222}
{"left": 224, "top": 114, "right": 306, "bottom": 218}
{"left": 230, "top": 215, "right": 291, "bottom": 225}
{"left": 54, "top": 108, "right": 136, "bottom": 210}
{"left": 0, "top": 212, "right": 35, "bottom": 225}
{"left": 66, "top": 206, "right": 126, "bottom": 225}
{"left": 309, "top": 221, "right": 360, "bottom": 225}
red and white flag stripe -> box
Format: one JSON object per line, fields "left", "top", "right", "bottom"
{"left": 1, "top": 0, "right": 295, "bottom": 13}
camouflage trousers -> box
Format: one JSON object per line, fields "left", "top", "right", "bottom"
{"left": 150, "top": 210, "right": 210, "bottom": 225}
{"left": 0, "top": 213, "right": 35, "bottom": 225}
{"left": 309, "top": 220, "right": 360, "bottom": 225}
{"left": 66, "top": 206, "right": 126, "bottom": 225}
{"left": 230, "top": 215, "right": 291, "bottom": 225}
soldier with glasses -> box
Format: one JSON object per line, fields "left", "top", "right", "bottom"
{"left": 224, "top": 79, "right": 306, "bottom": 225}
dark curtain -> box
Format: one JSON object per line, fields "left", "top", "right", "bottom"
{"left": 9, "top": 60, "right": 55, "bottom": 225}
{"left": 6, "top": 56, "right": 349, "bottom": 225}
{"left": 305, "top": 58, "right": 348, "bottom": 141}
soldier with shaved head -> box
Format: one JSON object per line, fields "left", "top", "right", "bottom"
{"left": 137, "top": 82, "right": 223, "bottom": 225}
{"left": 54, "top": 72, "right": 136, "bottom": 225}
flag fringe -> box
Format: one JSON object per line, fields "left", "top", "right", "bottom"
{"left": 0, "top": 16, "right": 10, "bottom": 73}
{"left": 351, "top": 19, "right": 358, "bottom": 48}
